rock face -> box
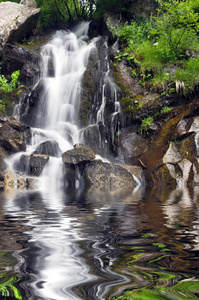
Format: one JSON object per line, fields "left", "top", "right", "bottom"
{"left": 2, "top": 44, "right": 41, "bottom": 86}
{"left": 0, "top": 118, "right": 30, "bottom": 185}
{"left": 0, "top": 1, "right": 40, "bottom": 55}
{"left": 119, "top": 102, "right": 199, "bottom": 189}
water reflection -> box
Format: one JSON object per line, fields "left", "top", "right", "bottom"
{"left": 0, "top": 186, "right": 199, "bottom": 299}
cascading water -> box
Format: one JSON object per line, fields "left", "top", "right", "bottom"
{"left": 11, "top": 23, "right": 99, "bottom": 192}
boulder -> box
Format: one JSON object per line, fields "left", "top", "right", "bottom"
{"left": 2, "top": 44, "right": 41, "bottom": 86}
{"left": 18, "top": 154, "right": 49, "bottom": 176}
{"left": 119, "top": 131, "right": 149, "bottom": 165}
{"left": 62, "top": 144, "right": 95, "bottom": 165}
{"left": 0, "top": 2, "right": 40, "bottom": 54}
{"left": 0, "top": 123, "right": 26, "bottom": 154}
{"left": 83, "top": 160, "right": 136, "bottom": 191}
{"left": 34, "top": 140, "right": 61, "bottom": 157}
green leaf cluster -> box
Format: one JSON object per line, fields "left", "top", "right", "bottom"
{"left": 0, "top": 70, "right": 20, "bottom": 93}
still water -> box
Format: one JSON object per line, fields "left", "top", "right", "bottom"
{"left": 1, "top": 186, "right": 199, "bottom": 300}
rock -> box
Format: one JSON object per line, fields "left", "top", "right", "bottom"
{"left": 19, "top": 154, "right": 49, "bottom": 176}
{"left": 62, "top": 144, "right": 95, "bottom": 165}
{"left": 4, "top": 168, "right": 17, "bottom": 188}
{"left": 17, "top": 177, "right": 27, "bottom": 189}
{"left": 34, "top": 140, "right": 61, "bottom": 157}
{"left": 163, "top": 142, "right": 182, "bottom": 164}
{"left": 176, "top": 133, "right": 197, "bottom": 163}
{"left": 83, "top": 160, "right": 136, "bottom": 191}
{"left": 0, "top": 123, "right": 26, "bottom": 154}
{"left": 122, "top": 165, "right": 144, "bottom": 184}
{"left": 82, "top": 124, "right": 109, "bottom": 157}
{"left": 20, "top": 0, "right": 37, "bottom": 8}
{"left": 0, "top": 2, "right": 40, "bottom": 54}
{"left": 2, "top": 44, "right": 41, "bottom": 86}
{"left": 119, "top": 131, "right": 149, "bottom": 165}
{"left": 19, "top": 79, "right": 45, "bottom": 126}
{"left": 26, "top": 176, "right": 39, "bottom": 189}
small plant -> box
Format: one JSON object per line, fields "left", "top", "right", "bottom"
{"left": 160, "top": 106, "right": 173, "bottom": 113}
{"left": 0, "top": 70, "right": 20, "bottom": 93}
{"left": 140, "top": 116, "right": 154, "bottom": 133}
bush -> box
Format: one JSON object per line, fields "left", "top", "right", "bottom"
{"left": 0, "top": 71, "right": 20, "bottom": 93}
{"left": 117, "top": 0, "right": 199, "bottom": 93}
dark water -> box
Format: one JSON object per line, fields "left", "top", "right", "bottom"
{"left": 1, "top": 186, "right": 199, "bottom": 300}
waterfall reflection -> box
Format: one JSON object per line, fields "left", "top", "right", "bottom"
{"left": 1, "top": 186, "right": 199, "bottom": 299}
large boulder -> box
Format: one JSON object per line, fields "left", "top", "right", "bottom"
{"left": 34, "top": 140, "right": 61, "bottom": 157}
{"left": 0, "top": 1, "right": 40, "bottom": 55}
{"left": 83, "top": 160, "right": 136, "bottom": 191}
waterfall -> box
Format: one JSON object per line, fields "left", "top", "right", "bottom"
{"left": 9, "top": 22, "right": 124, "bottom": 192}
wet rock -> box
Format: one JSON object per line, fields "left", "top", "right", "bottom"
{"left": 17, "top": 177, "right": 27, "bottom": 189}
{"left": 122, "top": 165, "right": 144, "bottom": 184}
{"left": 34, "top": 140, "right": 61, "bottom": 157}
{"left": 26, "top": 177, "right": 39, "bottom": 189}
{"left": 19, "top": 79, "right": 45, "bottom": 126}
{"left": 119, "top": 131, "right": 149, "bottom": 165}
{"left": 19, "top": 154, "right": 49, "bottom": 176}
{"left": 2, "top": 44, "right": 41, "bottom": 86}
{"left": 83, "top": 160, "right": 136, "bottom": 191}
{"left": 4, "top": 168, "right": 17, "bottom": 188}
{"left": 0, "top": 123, "right": 26, "bottom": 154}
{"left": 62, "top": 144, "right": 95, "bottom": 165}
{"left": 0, "top": 2, "right": 40, "bottom": 54}
{"left": 82, "top": 124, "right": 109, "bottom": 157}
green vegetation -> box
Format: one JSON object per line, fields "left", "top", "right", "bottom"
{"left": 0, "top": 272, "right": 22, "bottom": 299}
{"left": 0, "top": 70, "right": 20, "bottom": 93}
{"left": 116, "top": 0, "right": 199, "bottom": 94}
{"left": 0, "top": 70, "right": 21, "bottom": 113}
{"left": 140, "top": 116, "right": 154, "bottom": 133}
{"left": 110, "top": 278, "right": 199, "bottom": 300}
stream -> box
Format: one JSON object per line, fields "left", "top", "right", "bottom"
{"left": 1, "top": 23, "right": 199, "bottom": 300}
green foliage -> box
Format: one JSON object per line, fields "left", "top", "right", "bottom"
{"left": 118, "top": 21, "right": 148, "bottom": 46}
{"left": 0, "top": 71, "right": 20, "bottom": 93}
{"left": 0, "top": 70, "right": 20, "bottom": 113}
{"left": 160, "top": 106, "right": 173, "bottom": 113}
{"left": 117, "top": 0, "right": 199, "bottom": 94}
{"left": 174, "top": 57, "right": 199, "bottom": 94}
{"left": 140, "top": 116, "right": 154, "bottom": 133}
